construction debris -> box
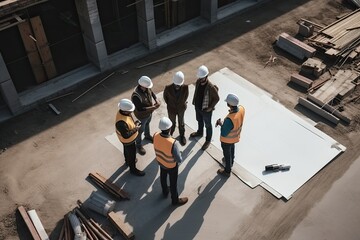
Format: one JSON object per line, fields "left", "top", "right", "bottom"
{"left": 297, "top": 20, "right": 314, "bottom": 37}
{"left": 300, "top": 58, "right": 326, "bottom": 78}
{"left": 136, "top": 49, "right": 193, "bottom": 69}
{"left": 17, "top": 206, "right": 41, "bottom": 240}
{"left": 88, "top": 172, "right": 130, "bottom": 200}
{"left": 307, "top": 9, "right": 360, "bottom": 66}
{"left": 48, "top": 103, "right": 60, "bottom": 115}
{"left": 84, "top": 191, "right": 116, "bottom": 216}
{"left": 27, "top": 209, "right": 49, "bottom": 240}
{"left": 290, "top": 73, "right": 313, "bottom": 89}
{"left": 72, "top": 72, "right": 115, "bottom": 103}
{"left": 276, "top": 32, "right": 316, "bottom": 59}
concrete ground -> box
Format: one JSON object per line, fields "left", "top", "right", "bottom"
{"left": 1, "top": 0, "right": 360, "bottom": 239}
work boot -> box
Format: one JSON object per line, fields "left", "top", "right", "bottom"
{"left": 190, "top": 131, "right": 203, "bottom": 138}
{"left": 130, "top": 169, "right": 145, "bottom": 177}
{"left": 180, "top": 135, "right": 187, "bottom": 146}
{"left": 144, "top": 135, "right": 153, "bottom": 143}
{"left": 217, "top": 168, "right": 230, "bottom": 177}
{"left": 137, "top": 145, "right": 146, "bottom": 155}
{"left": 172, "top": 197, "right": 188, "bottom": 206}
{"left": 201, "top": 141, "right": 211, "bottom": 150}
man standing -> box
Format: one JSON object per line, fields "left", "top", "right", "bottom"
{"left": 115, "top": 99, "right": 145, "bottom": 176}
{"left": 153, "top": 117, "right": 188, "bottom": 206}
{"left": 190, "top": 65, "right": 220, "bottom": 150}
{"left": 216, "top": 93, "right": 245, "bottom": 177}
{"left": 163, "top": 71, "right": 189, "bottom": 146}
{"left": 131, "top": 76, "right": 161, "bottom": 155}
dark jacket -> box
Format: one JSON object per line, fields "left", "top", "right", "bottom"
{"left": 163, "top": 84, "right": 189, "bottom": 113}
{"left": 131, "top": 85, "right": 157, "bottom": 119}
{"left": 192, "top": 79, "right": 219, "bottom": 112}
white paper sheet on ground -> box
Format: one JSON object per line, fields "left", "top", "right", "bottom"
{"left": 184, "top": 68, "right": 346, "bottom": 200}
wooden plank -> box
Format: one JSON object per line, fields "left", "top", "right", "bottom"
{"left": 89, "top": 172, "right": 129, "bottom": 200}
{"left": 88, "top": 173, "right": 122, "bottom": 200}
{"left": 17, "top": 20, "right": 47, "bottom": 83}
{"left": 290, "top": 73, "right": 313, "bottom": 89}
{"left": 298, "top": 97, "right": 340, "bottom": 124}
{"left": 17, "top": 206, "right": 41, "bottom": 240}
{"left": 94, "top": 172, "right": 129, "bottom": 200}
{"left": 27, "top": 209, "right": 49, "bottom": 240}
{"left": 30, "top": 16, "right": 57, "bottom": 79}
{"left": 311, "top": 70, "right": 358, "bottom": 103}
{"left": 108, "top": 211, "right": 134, "bottom": 240}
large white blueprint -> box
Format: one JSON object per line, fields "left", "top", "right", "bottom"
{"left": 184, "top": 68, "right": 346, "bottom": 200}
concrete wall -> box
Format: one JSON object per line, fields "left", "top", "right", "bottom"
{"left": 136, "top": 0, "right": 157, "bottom": 50}
{"left": 0, "top": 53, "right": 21, "bottom": 114}
{"left": 75, "top": 0, "right": 109, "bottom": 71}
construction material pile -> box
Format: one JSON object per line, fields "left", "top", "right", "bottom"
{"left": 276, "top": 8, "right": 360, "bottom": 125}
{"left": 306, "top": 8, "right": 360, "bottom": 69}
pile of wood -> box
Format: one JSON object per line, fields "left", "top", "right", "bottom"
{"left": 306, "top": 9, "right": 360, "bottom": 66}
{"left": 58, "top": 201, "right": 113, "bottom": 240}
{"left": 18, "top": 206, "right": 46, "bottom": 240}
{"left": 88, "top": 172, "right": 130, "bottom": 200}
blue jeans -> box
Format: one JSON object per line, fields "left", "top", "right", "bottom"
{"left": 136, "top": 114, "right": 152, "bottom": 146}
{"left": 195, "top": 108, "right": 213, "bottom": 142}
{"left": 221, "top": 142, "right": 235, "bottom": 173}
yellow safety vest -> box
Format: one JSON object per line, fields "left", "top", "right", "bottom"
{"left": 153, "top": 132, "right": 176, "bottom": 169}
{"left": 115, "top": 111, "right": 138, "bottom": 144}
{"left": 220, "top": 106, "right": 245, "bottom": 144}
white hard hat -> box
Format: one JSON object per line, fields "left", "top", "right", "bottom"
{"left": 118, "top": 98, "right": 135, "bottom": 112}
{"left": 138, "top": 76, "right": 153, "bottom": 88}
{"left": 225, "top": 93, "right": 239, "bottom": 106}
{"left": 159, "top": 117, "right": 173, "bottom": 131}
{"left": 173, "top": 71, "right": 185, "bottom": 85}
{"left": 197, "top": 65, "right": 209, "bottom": 78}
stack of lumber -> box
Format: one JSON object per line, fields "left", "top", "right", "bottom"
{"left": 276, "top": 32, "right": 316, "bottom": 59}
{"left": 307, "top": 9, "right": 360, "bottom": 63}
{"left": 298, "top": 69, "right": 360, "bottom": 124}
{"left": 88, "top": 172, "right": 129, "bottom": 200}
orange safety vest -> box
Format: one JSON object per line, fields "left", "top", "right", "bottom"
{"left": 153, "top": 132, "right": 176, "bottom": 169}
{"left": 115, "top": 111, "right": 138, "bottom": 144}
{"left": 220, "top": 106, "right": 245, "bottom": 144}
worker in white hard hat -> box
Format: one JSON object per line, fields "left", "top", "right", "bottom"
{"left": 215, "top": 93, "right": 245, "bottom": 177}
{"left": 115, "top": 99, "right": 145, "bottom": 176}
{"left": 190, "top": 65, "right": 220, "bottom": 150}
{"left": 163, "top": 71, "right": 189, "bottom": 146}
{"left": 131, "top": 76, "right": 161, "bottom": 155}
{"left": 153, "top": 117, "right": 188, "bottom": 206}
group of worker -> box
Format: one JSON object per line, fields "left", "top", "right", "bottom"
{"left": 115, "top": 65, "right": 245, "bottom": 206}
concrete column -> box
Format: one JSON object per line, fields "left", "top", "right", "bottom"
{"left": 136, "top": 0, "right": 157, "bottom": 50}
{"left": 201, "top": 0, "right": 217, "bottom": 23}
{"left": 0, "top": 53, "right": 21, "bottom": 114}
{"left": 75, "top": 0, "right": 109, "bottom": 71}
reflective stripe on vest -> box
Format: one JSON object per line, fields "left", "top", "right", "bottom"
{"left": 153, "top": 132, "right": 176, "bottom": 169}
{"left": 220, "top": 106, "right": 245, "bottom": 144}
{"left": 115, "top": 111, "right": 138, "bottom": 144}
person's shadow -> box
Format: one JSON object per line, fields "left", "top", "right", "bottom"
{"left": 161, "top": 175, "right": 227, "bottom": 239}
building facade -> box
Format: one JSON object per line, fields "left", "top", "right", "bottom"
{"left": 0, "top": 0, "right": 264, "bottom": 122}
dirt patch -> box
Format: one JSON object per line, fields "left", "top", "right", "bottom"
{"left": 0, "top": 211, "right": 17, "bottom": 240}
